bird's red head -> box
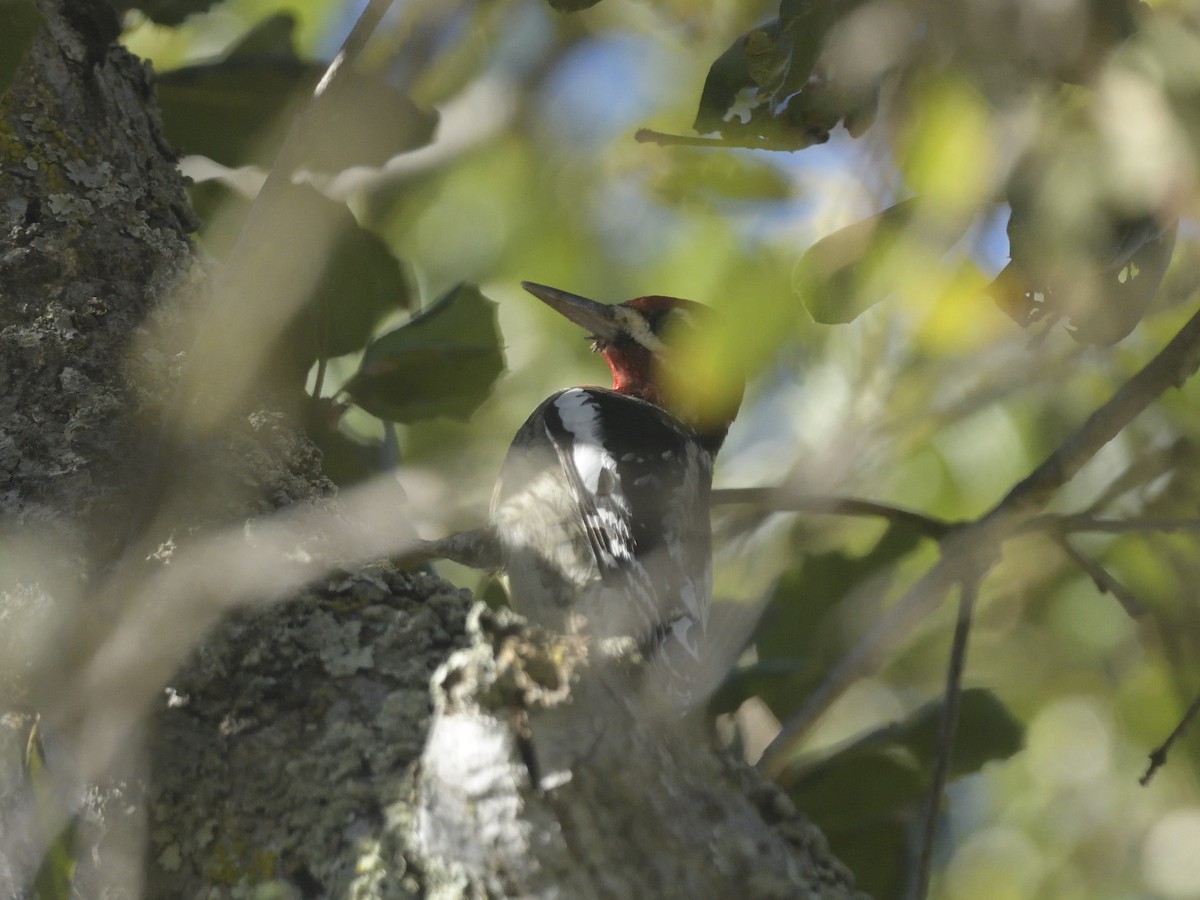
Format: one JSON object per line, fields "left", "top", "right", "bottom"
{"left": 521, "top": 282, "right": 743, "bottom": 450}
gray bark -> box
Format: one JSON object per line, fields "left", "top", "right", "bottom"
{"left": 0, "top": 3, "right": 867, "bottom": 898}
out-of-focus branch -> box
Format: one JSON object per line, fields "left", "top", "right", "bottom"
{"left": 712, "top": 488, "right": 954, "bottom": 538}
{"left": 1032, "top": 514, "right": 1200, "bottom": 535}
{"left": 982, "top": 308, "right": 1200, "bottom": 525}
{"left": 912, "top": 575, "right": 980, "bottom": 900}
{"left": 1141, "top": 690, "right": 1200, "bottom": 786}
{"left": 9, "top": 472, "right": 442, "bottom": 876}
{"left": 758, "top": 302, "right": 1200, "bottom": 778}
{"left": 1050, "top": 534, "right": 1148, "bottom": 619}
{"left": 1078, "top": 436, "right": 1190, "bottom": 513}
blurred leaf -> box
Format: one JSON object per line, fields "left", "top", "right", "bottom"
{"left": 782, "top": 688, "right": 1025, "bottom": 800}
{"left": 802, "top": 198, "right": 979, "bottom": 325}
{"left": 893, "top": 687, "right": 1025, "bottom": 776}
{"left": 306, "top": 75, "right": 439, "bottom": 172}
{"left": 296, "top": 192, "right": 415, "bottom": 361}
{"left": 649, "top": 151, "right": 794, "bottom": 206}
{"left": 789, "top": 747, "right": 925, "bottom": 830}
{"left": 709, "top": 658, "right": 809, "bottom": 715}
{"left": 303, "top": 399, "right": 388, "bottom": 487}
{"left": 157, "top": 59, "right": 314, "bottom": 166}
{"left": 822, "top": 817, "right": 910, "bottom": 900}
{"left": 0, "top": 1, "right": 43, "bottom": 97}
{"left": 343, "top": 283, "right": 505, "bottom": 423}
{"left": 24, "top": 717, "right": 77, "bottom": 900}
{"left": 758, "top": 524, "right": 922, "bottom": 662}
{"left": 801, "top": 199, "right": 917, "bottom": 325}
{"left": 32, "top": 820, "right": 77, "bottom": 900}
{"left": 225, "top": 12, "right": 298, "bottom": 58}
{"left": 112, "top": 0, "right": 218, "bottom": 26}
{"left": 989, "top": 209, "right": 1178, "bottom": 345}
{"left": 727, "top": 524, "right": 923, "bottom": 721}
{"left": 781, "top": 688, "right": 1023, "bottom": 897}
{"left": 156, "top": 18, "right": 437, "bottom": 169}
{"left": 189, "top": 180, "right": 413, "bottom": 374}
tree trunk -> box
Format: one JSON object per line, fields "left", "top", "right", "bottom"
{"left": 0, "top": 3, "right": 866, "bottom": 897}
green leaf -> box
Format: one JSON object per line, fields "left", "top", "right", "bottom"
{"left": 789, "top": 748, "right": 926, "bottom": 831}
{"left": 302, "top": 399, "right": 388, "bottom": 487}
{"left": 343, "top": 283, "right": 505, "bottom": 423}
{"left": 224, "top": 12, "right": 298, "bottom": 59}
{"left": 893, "top": 686, "right": 1026, "bottom": 777}
{"left": 801, "top": 199, "right": 919, "bottom": 325}
{"left": 721, "top": 524, "right": 923, "bottom": 721}
{"left": 990, "top": 203, "right": 1178, "bottom": 345}
{"left": 649, "top": 150, "right": 794, "bottom": 206}
{"left": 0, "top": 1, "right": 44, "bottom": 98}
{"left": 156, "top": 21, "right": 437, "bottom": 170}
{"left": 824, "top": 818, "right": 911, "bottom": 900}
{"left": 305, "top": 75, "right": 439, "bottom": 173}
{"left": 24, "top": 717, "right": 77, "bottom": 900}
{"left": 778, "top": 688, "right": 1024, "bottom": 897}
{"left": 783, "top": 688, "right": 1025, "bottom": 804}
{"left": 157, "top": 58, "right": 314, "bottom": 167}
{"left": 188, "top": 180, "right": 412, "bottom": 374}
{"left": 692, "top": 1, "right": 882, "bottom": 149}
{"left": 801, "top": 198, "right": 976, "bottom": 325}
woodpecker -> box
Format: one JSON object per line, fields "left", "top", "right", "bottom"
{"left": 491, "top": 282, "right": 742, "bottom": 695}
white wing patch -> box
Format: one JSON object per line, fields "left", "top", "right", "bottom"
{"left": 552, "top": 389, "right": 611, "bottom": 495}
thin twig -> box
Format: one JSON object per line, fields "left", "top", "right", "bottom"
{"left": 1141, "top": 690, "right": 1200, "bottom": 785}
{"left": 712, "top": 488, "right": 954, "bottom": 538}
{"left": 1051, "top": 534, "right": 1147, "bottom": 619}
{"left": 758, "top": 302, "right": 1200, "bottom": 778}
{"left": 982, "top": 308, "right": 1200, "bottom": 526}
{"left": 1032, "top": 514, "right": 1200, "bottom": 535}
{"left": 912, "top": 576, "right": 979, "bottom": 900}
{"left": 1080, "top": 436, "right": 1190, "bottom": 514}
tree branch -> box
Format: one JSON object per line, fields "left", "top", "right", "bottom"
{"left": 1141, "top": 690, "right": 1200, "bottom": 786}
{"left": 712, "top": 488, "right": 953, "bottom": 538}
{"left": 1051, "top": 534, "right": 1147, "bottom": 619}
{"left": 758, "top": 302, "right": 1200, "bottom": 778}
{"left": 1033, "top": 514, "right": 1200, "bottom": 535}
{"left": 912, "top": 576, "right": 979, "bottom": 900}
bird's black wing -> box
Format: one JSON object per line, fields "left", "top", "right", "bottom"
{"left": 537, "top": 387, "right": 713, "bottom": 660}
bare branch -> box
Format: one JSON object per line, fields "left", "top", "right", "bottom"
{"left": 1034, "top": 514, "right": 1200, "bottom": 535}
{"left": 1141, "top": 690, "right": 1200, "bottom": 786}
{"left": 758, "top": 302, "right": 1200, "bottom": 778}
{"left": 1080, "top": 437, "right": 1190, "bottom": 513}
{"left": 912, "top": 576, "right": 980, "bottom": 900}
{"left": 1051, "top": 534, "right": 1148, "bottom": 619}
{"left": 981, "top": 307, "right": 1200, "bottom": 526}
{"left": 712, "top": 488, "right": 954, "bottom": 538}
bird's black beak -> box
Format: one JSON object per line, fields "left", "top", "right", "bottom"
{"left": 521, "top": 282, "right": 623, "bottom": 343}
